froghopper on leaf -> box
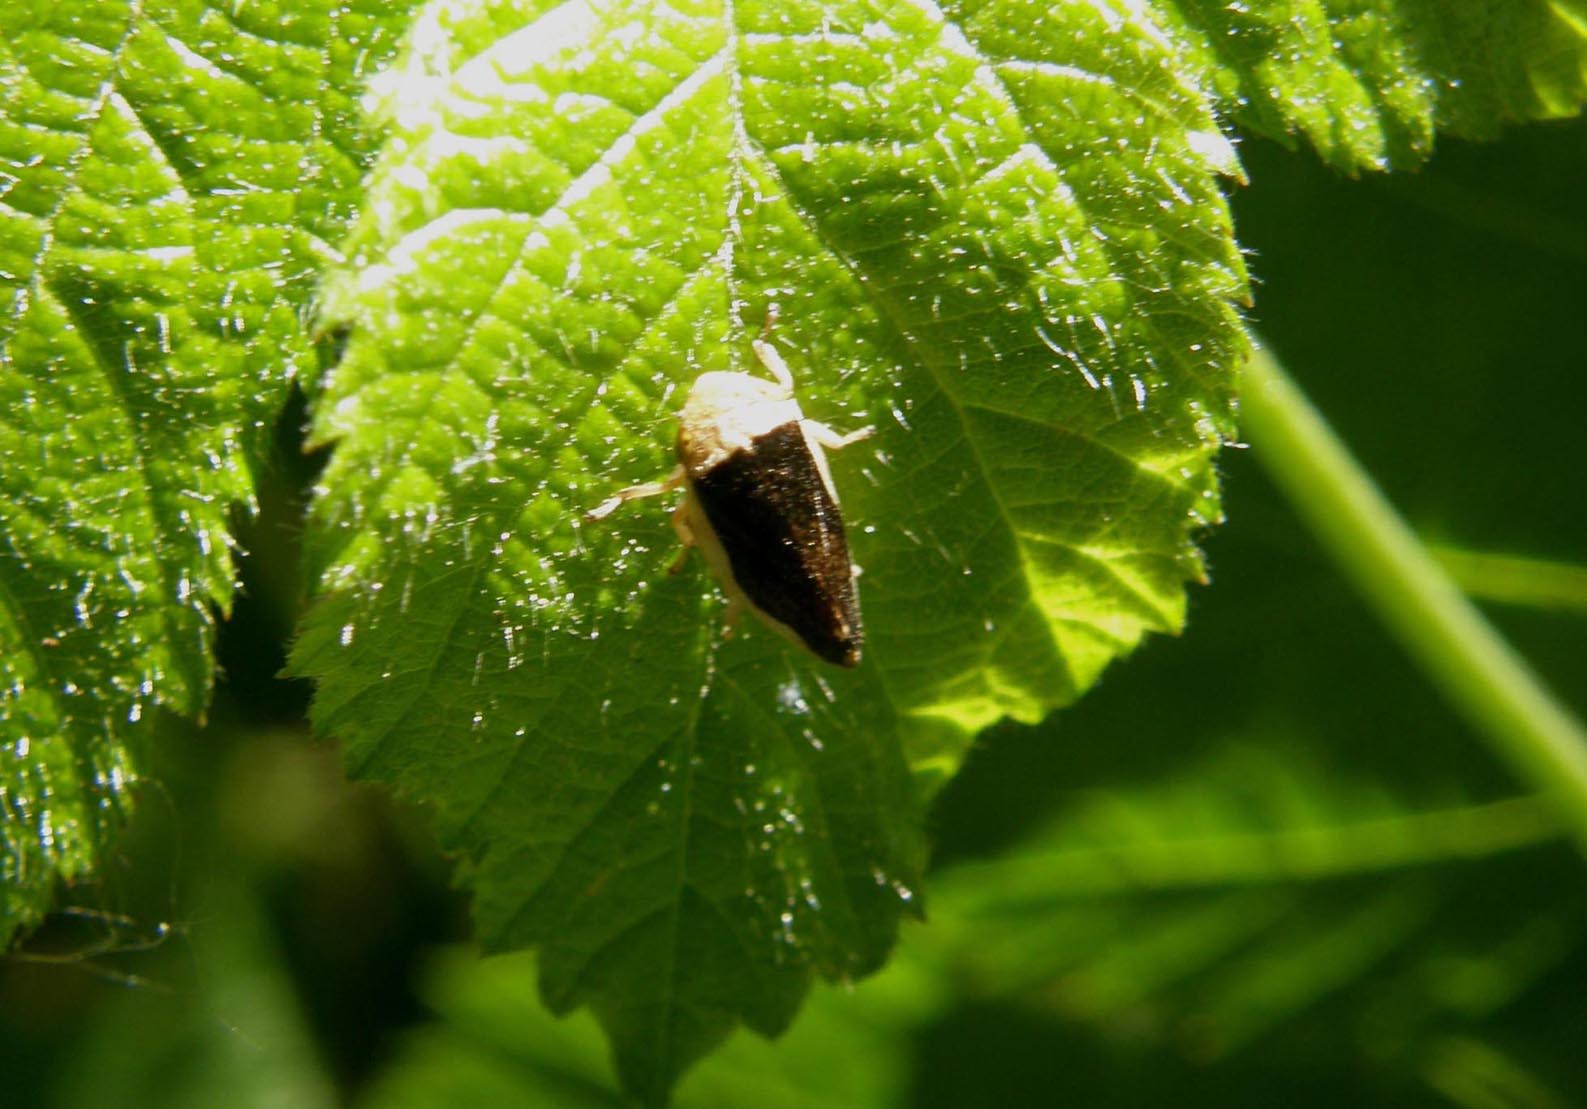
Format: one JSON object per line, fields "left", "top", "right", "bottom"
{"left": 588, "top": 307, "right": 872, "bottom": 667}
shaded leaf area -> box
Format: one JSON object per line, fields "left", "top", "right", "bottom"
{"left": 297, "top": 0, "right": 1248, "bottom": 1096}
{"left": 359, "top": 946, "right": 943, "bottom": 1109}
{"left": 1157, "top": 0, "right": 1587, "bottom": 172}
{"left": 351, "top": 747, "right": 1587, "bottom": 1108}
{"left": 0, "top": 1, "right": 417, "bottom": 941}
{"left": 45, "top": 881, "right": 338, "bottom": 1109}
{"left": 928, "top": 746, "right": 1576, "bottom": 1054}
{"left": 914, "top": 763, "right": 1587, "bottom": 1107}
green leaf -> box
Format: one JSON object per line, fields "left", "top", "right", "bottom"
{"left": 296, "top": 0, "right": 1246, "bottom": 1098}
{"left": 1164, "top": 0, "right": 1587, "bottom": 172}
{"left": 49, "top": 880, "right": 337, "bottom": 1109}
{"left": 1423, "top": 1035, "right": 1577, "bottom": 1109}
{"left": 1429, "top": 546, "right": 1587, "bottom": 616}
{"left": 0, "top": 2, "right": 415, "bottom": 942}
{"left": 929, "top": 744, "right": 1575, "bottom": 1057}
{"left": 363, "top": 947, "right": 944, "bottom": 1109}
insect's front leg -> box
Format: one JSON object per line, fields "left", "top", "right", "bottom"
{"left": 804, "top": 421, "right": 875, "bottom": 452}
{"left": 585, "top": 464, "right": 686, "bottom": 521}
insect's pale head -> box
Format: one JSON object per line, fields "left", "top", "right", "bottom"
{"left": 677, "top": 371, "right": 803, "bottom": 475}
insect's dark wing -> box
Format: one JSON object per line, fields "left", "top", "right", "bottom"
{"left": 691, "top": 422, "right": 862, "bottom": 666}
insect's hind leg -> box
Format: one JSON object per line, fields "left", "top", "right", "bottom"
{"left": 667, "top": 499, "right": 696, "bottom": 575}
{"left": 720, "top": 594, "right": 744, "bottom": 639}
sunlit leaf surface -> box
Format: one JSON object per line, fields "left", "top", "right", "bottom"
{"left": 1166, "top": 0, "right": 1587, "bottom": 170}
{"left": 296, "top": 0, "right": 1249, "bottom": 1096}
{"left": 0, "top": 2, "right": 415, "bottom": 939}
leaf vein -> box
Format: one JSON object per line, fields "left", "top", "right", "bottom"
{"left": 3, "top": 0, "right": 145, "bottom": 345}
{"left": 45, "top": 278, "right": 202, "bottom": 697}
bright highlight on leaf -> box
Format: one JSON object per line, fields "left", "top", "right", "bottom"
{"left": 296, "top": 0, "right": 1248, "bottom": 1097}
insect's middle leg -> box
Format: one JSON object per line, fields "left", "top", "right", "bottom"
{"left": 667, "top": 500, "right": 696, "bottom": 575}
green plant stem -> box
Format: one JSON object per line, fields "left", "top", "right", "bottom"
{"left": 1428, "top": 545, "right": 1587, "bottom": 615}
{"left": 1240, "top": 344, "right": 1587, "bottom": 854}
{"left": 935, "top": 796, "right": 1558, "bottom": 904}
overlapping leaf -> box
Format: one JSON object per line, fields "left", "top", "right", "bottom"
{"left": 0, "top": 1, "right": 416, "bottom": 941}
{"left": 297, "top": 0, "right": 1247, "bottom": 1097}
{"left": 1161, "top": 0, "right": 1587, "bottom": 171}
{"left": 928, "top": 744, "right": 1580, "bottom": 1076}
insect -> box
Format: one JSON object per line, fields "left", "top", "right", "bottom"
{"left": 587, "top": 310, "right": 872, "bottom": 667}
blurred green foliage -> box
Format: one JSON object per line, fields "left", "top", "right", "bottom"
{"left": 4, "top": 105, "right": 1586, "bottom": 1104}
